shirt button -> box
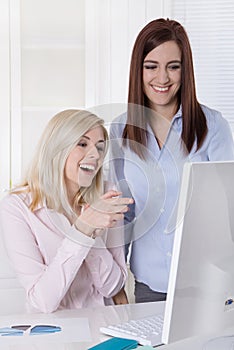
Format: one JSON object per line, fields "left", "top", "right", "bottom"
{"left": 167, "top": 252, "right": 172, "bottom": 257}
{"left": 160, "top": 208, "right": 164, "bottom": 213}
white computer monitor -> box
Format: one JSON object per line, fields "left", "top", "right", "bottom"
{"left": 162, "top": 161, "right": 234, "bottom": 344}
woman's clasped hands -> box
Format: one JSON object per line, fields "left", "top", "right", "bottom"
{"left": 75, "top": 190, "right": 134, "bottom": 238}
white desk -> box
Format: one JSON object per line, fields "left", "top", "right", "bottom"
{"left": 0, "top": 302, "right": 234, "bottom": 349}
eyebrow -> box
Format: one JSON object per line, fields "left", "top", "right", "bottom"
{"left": 143, "top": 60, "right": 181, "bottom": 64}
{"left": 82, "top": 135, "right": 105, "bottom": 143}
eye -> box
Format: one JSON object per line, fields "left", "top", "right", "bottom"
{"left": 77, "top": 141, "right": 87, "bottom": 148}
{"left": 168, "top": 64, "right": 181, "bottom": 71}
{"left": 143, "top": 64, "right": 158, "bottom": 70}
{"left": 96, "top": 144, "right": 105, "bottom": 153}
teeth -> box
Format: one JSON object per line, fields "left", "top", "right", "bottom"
{"left": 154, "top": 86, "right": 169, "bottom": 92}
{"left": 80, "top": 164, "right": 95, "bottom": 171}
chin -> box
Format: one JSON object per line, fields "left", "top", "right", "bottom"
{"left": 78, "top": 172, "right": 97, "bottom": 188}
{"left": 80, "top": 179, "right": 94, "bottom": 188}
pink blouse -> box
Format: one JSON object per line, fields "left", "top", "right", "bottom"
{"left": 0, "top": 193, "right": 127, "bottom": 313}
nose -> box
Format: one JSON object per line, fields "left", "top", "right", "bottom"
{"left": 87, "top": 144, "right": 100, "bottom": 159}
{"left": 156, "top": 67, "right": 169, "bottom": 84}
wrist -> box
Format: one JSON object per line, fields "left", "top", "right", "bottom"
{"left": 75, "top": 218, "right": 96, "bottom": 239}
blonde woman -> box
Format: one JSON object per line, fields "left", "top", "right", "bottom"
{"left": 0, "top": 109, "right": 133, "bottom": 313}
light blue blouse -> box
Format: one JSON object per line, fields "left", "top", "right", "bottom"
{"left": 109, "top": 104, "right": 234, "bottom": 293}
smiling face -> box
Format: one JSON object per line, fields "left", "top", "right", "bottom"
{"left": 64, "top": 126, "right": 105, "bottom": 199}
{"left": 143, "top": 40, "right": 182, "bottom": 119}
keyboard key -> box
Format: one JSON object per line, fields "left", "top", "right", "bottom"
{"left": 100, "top": 314, "right": 164, "bottom": 346}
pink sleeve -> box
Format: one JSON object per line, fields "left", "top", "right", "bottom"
{"left": 85, "top": 222, "right": 128, "bottom": 298}
{"left": 0, "top": 195, "right": 94, "bottom": 313}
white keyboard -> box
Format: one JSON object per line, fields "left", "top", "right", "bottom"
{"left": 100, "top": 313, "right": 164, "bottom": 346}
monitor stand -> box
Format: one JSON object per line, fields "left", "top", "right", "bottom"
{"left": 203, "top": 335, "right": 234, "bottom": 350}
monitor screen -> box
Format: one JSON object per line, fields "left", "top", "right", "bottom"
{"left": 162, "top": 161, "right": 234, "bottom": 343}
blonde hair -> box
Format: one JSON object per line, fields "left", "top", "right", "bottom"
{"left": 12, "top": 109, "right": 108, "bottom": 218}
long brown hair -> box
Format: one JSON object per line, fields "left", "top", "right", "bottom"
{"left": 123, "top": 18, "right": 207, "bottom": 159}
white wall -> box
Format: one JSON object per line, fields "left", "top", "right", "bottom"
{"left": 20, "top": 0, "right": 86, "bottom": 178}
{"left": 85, "top": 0, "right": 171, "bottom": 107}
{"left": 0, "top": 0, "right": 10, "bottom": 198}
